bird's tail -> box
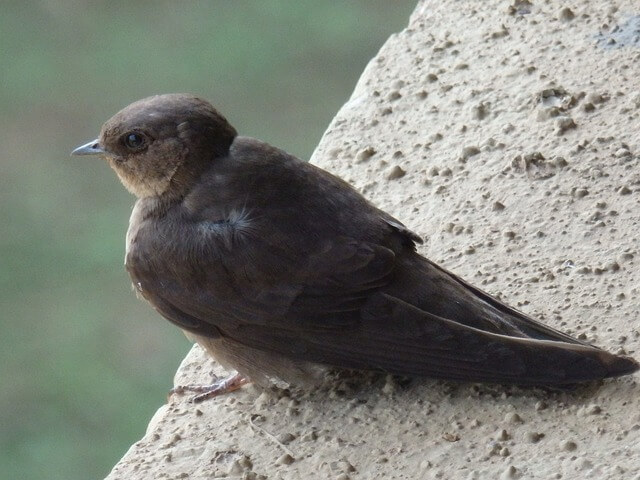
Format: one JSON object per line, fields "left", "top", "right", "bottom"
{"left": 327, "top": 294, "right": 640, "bottom": 385}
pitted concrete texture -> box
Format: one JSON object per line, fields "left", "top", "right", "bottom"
{"left": 106, "top": 1, "right": 640, "bottom": 479}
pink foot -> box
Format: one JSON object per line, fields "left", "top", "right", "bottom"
{"left": 169, "top": 372, "right": 249, "bottom": 403}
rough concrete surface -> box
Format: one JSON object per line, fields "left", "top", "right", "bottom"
{"left": 105, "top": 1, "right": 640, "bottom": 479}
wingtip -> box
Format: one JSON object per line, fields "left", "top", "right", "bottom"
{"left": 603, "top": 353, "right": 640, "bottom": 378}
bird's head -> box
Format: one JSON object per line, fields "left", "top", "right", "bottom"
{"left": 71, "top": 94, "right": 237, "bottom": 199}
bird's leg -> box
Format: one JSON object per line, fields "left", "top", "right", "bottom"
{"left": 169, "top": 372, "right": 249, "bottom": 403}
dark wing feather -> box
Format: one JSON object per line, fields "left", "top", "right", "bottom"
{"left": 140, "top": 235, "right": 397, "bottom": 332}
{"left": 422, "top": 258, "right": 590, "bottom": 345}
{"left": 133, "top": 226, "right": 637, "bottom": 385}
{"left": 230, "top": 293, "right": 637, "bottom": 384}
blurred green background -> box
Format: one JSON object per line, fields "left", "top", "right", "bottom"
{"left": 0, "top": 1, "right": 416, "bottom": 479}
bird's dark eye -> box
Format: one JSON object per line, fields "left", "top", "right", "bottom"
{"left": 123, "top": 132, "right": 146, "bottom": 151}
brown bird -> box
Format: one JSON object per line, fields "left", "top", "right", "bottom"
{"left": 72, "top": 94, "right": 638, "bottom": 401}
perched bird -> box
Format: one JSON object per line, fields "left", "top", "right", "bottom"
{"left": 72, "top": 94, "right": 638, "bottom": 401}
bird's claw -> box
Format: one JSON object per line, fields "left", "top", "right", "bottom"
{"left": 169, "top": 372, "right": 249, "bottom": 403}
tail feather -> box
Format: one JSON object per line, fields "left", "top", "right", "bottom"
{"left": 346, "top": 294, "right": 639, "bottom": 385}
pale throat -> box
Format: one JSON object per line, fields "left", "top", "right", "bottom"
{"left": 111, "top": 161, "right": 179, "bottom": 199}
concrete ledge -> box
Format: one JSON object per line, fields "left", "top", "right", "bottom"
{"left": 106, "top": 1, "right": 640, "bottom": 478}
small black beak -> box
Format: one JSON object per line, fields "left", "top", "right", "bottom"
{"left": 71, "top": 139, "right": 105, "bottom": 156}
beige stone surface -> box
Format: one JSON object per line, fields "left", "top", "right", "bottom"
{"left": 106, "top": 1, "right": 640, "bottom": 479}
